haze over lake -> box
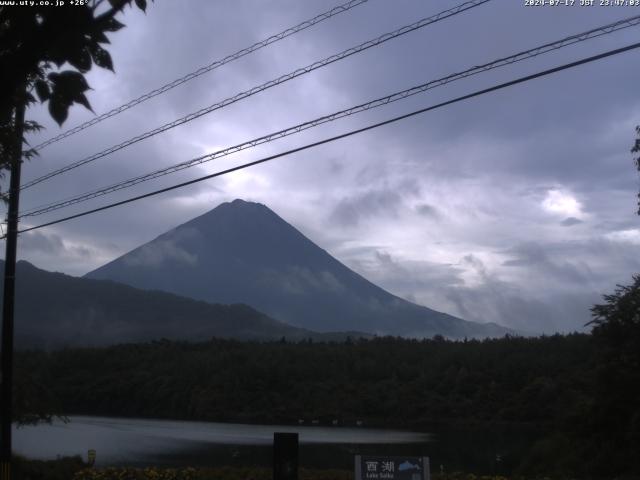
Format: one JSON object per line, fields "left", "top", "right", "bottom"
{"left": 14, "top": 416, "right": 430, "bottom": 466}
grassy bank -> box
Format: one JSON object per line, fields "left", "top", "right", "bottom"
{"left": 11, "top": 458, "right": 596, "bottom": 480}
{"left": 12, "top": 455, "right": 86, "bottom": 480}
{"left": 70, "top": 466, "right": 533, "bottom": 480}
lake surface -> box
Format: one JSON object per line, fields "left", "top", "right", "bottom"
{"left": 14, "top": 416, "right": 431, "bottom": 468}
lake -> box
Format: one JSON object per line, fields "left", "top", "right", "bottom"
{"left": 13, "top": 416, "right": 432, "bottom": 468}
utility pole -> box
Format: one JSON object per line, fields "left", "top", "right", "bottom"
{"left": 1, "top": 95, "right": 26, "bottom": 480}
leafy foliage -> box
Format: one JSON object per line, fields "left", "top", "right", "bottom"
{"left": 15, "top": 325, "right": 640, "bottom": 476}
{"left": 74, "top": 466, "right": 199, "bottom": 480}
{"left": 9, "top": 460, "right": 572, "bottom": 480}
{"left": 632, "top": 126, "right": 640, "bottom": 215}
{"left": 588, "top": 275, "right": 640, "bottom": 476}
{"left": 16, "top": 334, "right": 601, "bottom": 476}
{"left": 12, "top": 455, "right": 86, "bottom": 480}
{"left": 0, "top": 0, "right": 150, "bottom": 188}
{"left": 12, "top": 344, "right": 67, "bottom": 425}
{"left": 590, "top": 275, "right": 640, "bottom": 330}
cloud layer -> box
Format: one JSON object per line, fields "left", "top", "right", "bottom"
{"left": 5, "top": 0, "right": 640, "bottom": 333}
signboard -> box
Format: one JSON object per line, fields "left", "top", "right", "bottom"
{"left": 355, "top": 456, "right": 430, "bottom": 480}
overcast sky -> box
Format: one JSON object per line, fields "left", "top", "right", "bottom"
{"left": 5, "top": 0, "right": 640, "bottom": 333}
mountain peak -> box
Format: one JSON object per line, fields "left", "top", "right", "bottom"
{"left": 230, "top": 198, "right": 254, "bottom": 206}
{"left": 188, "top": 198, "right": 275, "bottom": 227}
{"left": 86, "top": 200, "right": 512, "bottom": 338}
{"left": 225, "top": 198, "right": 260, "bottom": 208}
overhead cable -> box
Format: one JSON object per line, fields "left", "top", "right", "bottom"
{"left": 21, "top": 0, "right": 490, "bottom": 190}
{"left": 31, "top": 0, "right": 371, "bottom": 151}
{"left": 19, "top": 13, "right": 640, "bottom": 218}
{"left": 13, "top": 41, "right": 640, "bottom": 237}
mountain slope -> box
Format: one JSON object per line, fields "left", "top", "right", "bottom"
{"left": 85, "top": 199, "right": 511, "bottom": 338}
{"left": 2, "top": 260, "right": 326, "bottom": 349}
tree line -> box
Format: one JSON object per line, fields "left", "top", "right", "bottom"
{"left": 9, "top": 332, "right": 629, "bottom": 477}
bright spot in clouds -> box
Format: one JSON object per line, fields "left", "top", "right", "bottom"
{"left": 606, "top": 229, "right": 640, "bottom": 245}
{"left": 542, "top": 189, "right": 583, "bottom": 218}
{"left": 224, "top": 169, "right": 270, "bottom": 190}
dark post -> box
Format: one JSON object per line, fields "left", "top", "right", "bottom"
{"left": 273, "top": 432, "right": 298, "bottom": 480}
{"left": 1, "top": 98, "right": 25, "bottom": 480}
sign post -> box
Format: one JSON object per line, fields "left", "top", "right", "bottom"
{"left": 273, "top": 432, "right": 298, "bottom": 480}
{"left": 87, "top": 449, "right": 96, "bottom": 467}
{"left": 355, "top": 456, "right": 430, "bottom": 480}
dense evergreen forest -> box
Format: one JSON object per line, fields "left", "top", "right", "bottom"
{"left": 15, "top": 327, "right": 640, "bottom": 477}
{"left": 20, "top": 335, "right": 591, "bottom": 427}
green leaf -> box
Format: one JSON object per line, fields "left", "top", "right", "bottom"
{"left": 24, "top": 92, "right": 36, "bottom": 105}
{"left": 23, "top": 120, "right": 44, "bottom": 133}
{"left": 75, "top": 93, "right": 94, "bottom": 113}
{"left": 48, "top": 71, "right": 93, "bottom": 120}
{"left": 34, "top": 80, "right": 50, "bottom": 101}
{"left": 49, "top": 70, "right": 90, "bottom": 94}
{"left": 104, "top": 17, "right": 125, "bottom": 32}
{"left": 68, "top": 47, "right": 92, "bottom": 74}
{"left": 48, "top": 98, "right": 69, "bottom": 126}
{"left": 107, "top": 0, "right": 129, "bottom": 8}
{"left": 47, "top": 47, "right": 66, "bottom": 67}
{"left": 92, "top": 30, "right": 111, "bottom": 44}
{"left": 89, "top": 43, "right": 113, "bottom": 71}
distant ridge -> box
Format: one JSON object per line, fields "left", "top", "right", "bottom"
{"left": 1, "top": 260, "right": 357, "bottom": 350}
{"left": 86, "top": 199, "right": 513, "bottom": 338}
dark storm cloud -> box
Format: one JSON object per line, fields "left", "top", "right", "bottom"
{"left": 415, "top": 203, "right": 440, "bottom": 220}
{"left": 561, "top": 217, "right": 583, "bottom": 227}
{"left": 502, "top": 242, "right": 593, "bottom": 285}
{"left": 19, "top": 231, "right": 65, "bottom": 255}
{"left": 351, "top": 236, "right": 639, "bottom": 333}
{"left": 20, "top": 231, "right": 91, "bottom": 259}
{"left": 447, "top": 253, "right": 601, "bottom": 333}
{"left": 329, "top": 189, "right": 404, "bottom": 226}
{"left": 18, "top": 231, "right": 96, "bottom": 275}
{"left": 346, "top": 249, "right": 464, "bottom": 304}
{"left": 438, "top": 254, "right": 598, "bottom": 333}
{"left": 3, "top": 0, "right": 639, "bottom": 333}
{"left": 443, "top": 283, "right": 599, "bottom": 334}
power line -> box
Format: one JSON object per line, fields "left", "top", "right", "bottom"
{"left": 13, "top": 41, "right": 640, "bottom": 238}
{"left": 19, "top": 13, "right": 640, "bottom": 218}
{"left": 31, "top": 0, "right": 370, "bottom": 152}
{"left": 20, "top": 0, "right": 490, "bottom": 191}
